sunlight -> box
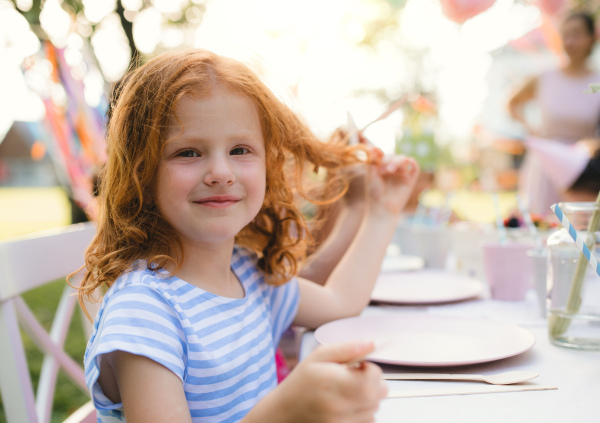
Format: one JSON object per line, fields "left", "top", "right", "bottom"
{"left": 82, "top": 0, "right": 116, "bottom": 24}
{"left": 39, "top": 0, "right": 71, "bottom": 47}
{"left": 90, "top": 13, "right": 131, "bottom": 81}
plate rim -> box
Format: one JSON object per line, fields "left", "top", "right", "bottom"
{"left": 371, "top": 270, "right": 484, "bottom": 305}
{"left": 314, "top": 313, "right": 536, "bottom": 367}
{"left": 380, "top": 255, "right": 425, "bottom": 273}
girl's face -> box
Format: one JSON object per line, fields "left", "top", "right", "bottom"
{"left": 155, "top": 86, "right": 266, "bottom": 249}
{"left": 561, "top": 17, "right": 595, "bottom": 62}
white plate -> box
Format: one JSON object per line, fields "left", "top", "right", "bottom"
{"left": 371, "top": 270, "right": 483, "bottom": 304}
{"left": 380, "top": 255, "right": 425, "bottom": 273}
{"left": 314, "top": 313, "right": 536, "bottom": 367}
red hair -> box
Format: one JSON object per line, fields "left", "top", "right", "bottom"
{"left": 76, "top": 49, "right": 367, "bottom": 312}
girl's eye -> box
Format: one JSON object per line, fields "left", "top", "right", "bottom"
{"left": 230, "top": 147, "right": 249, "bottom": 156}
{"left": 177, "top": 150, "right": 199, "bottom": 158}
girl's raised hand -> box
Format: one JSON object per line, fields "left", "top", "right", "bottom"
{"left": 366, "top": 151, "right": 420, "bottom": 217}
{"left": 261, "top": 342, "right": 387, "bottom": 423}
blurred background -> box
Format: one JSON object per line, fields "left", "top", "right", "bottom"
{"left": 2, "top": 1, "right": 600, "bottom": 421}
{"left": 2, "top": 0, "right": 600, "bottom": 240}
{"left": 3, "top": 0, "right": 600, "bottom": 242}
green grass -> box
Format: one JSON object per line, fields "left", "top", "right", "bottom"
{"left": 0, "top": 279, "right": 91, "bottom": 423}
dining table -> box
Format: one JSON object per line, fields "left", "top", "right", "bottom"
{"left": 298, "top": 284, "right": 600, "bottom": 423}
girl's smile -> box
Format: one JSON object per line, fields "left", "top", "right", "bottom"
{"left": 194, "top": 195, "right": 241, "bottom": 208}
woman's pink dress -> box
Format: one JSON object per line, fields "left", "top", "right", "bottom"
{"left": 519, "top": 69, "right": 600, "bottom": 214}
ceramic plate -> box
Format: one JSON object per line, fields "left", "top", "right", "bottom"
{"left": 371, "top": 270, "right": 483, "bottom": 304}
{"left": 314, "top": 313, "right": 536, "bottom": 367}
{"left": 380, "top": 255, "right": 425, "bottom": 273}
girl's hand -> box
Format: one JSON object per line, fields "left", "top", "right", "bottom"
{"left": 274, "top": 341, "right": 388, "bottom": 423}
{"left": 367, "top": 151, "right": 420, "bottom": 217}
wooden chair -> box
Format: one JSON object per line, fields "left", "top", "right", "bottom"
{"left": 0, "top": 222, "right": 97, "bottom": 423}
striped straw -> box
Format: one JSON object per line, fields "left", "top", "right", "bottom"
{"left": 551, "top": 203, "right": 600, "bottom": 278}
{"left": 517, "top": 195, "right": 543, "bottom": 250}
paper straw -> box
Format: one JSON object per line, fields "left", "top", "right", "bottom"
{"left": 438, "top": 192, "right": 454, "bottom": 226}
{"left": 551, "top": 204, "right": 600, "bottom": 278}
{"left": 517, "top": 195, "right": 543, "bottom": 250}
{"left": 346, "top": 111, "right": 360, "bottom": 146}
{"left": 492, "top": 193, "right": 508, "bottom": 244}
{"left": 549, "top": 195, "right": 600, "bottom": 336}
{"left": 361, "top": 96, "right": 407, "bottom": 132}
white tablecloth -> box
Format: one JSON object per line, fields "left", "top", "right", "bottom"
{"left": 298, "top": 295, "right": 600, "bottom": 423}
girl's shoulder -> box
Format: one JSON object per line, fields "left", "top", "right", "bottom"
{"left": 97, "top": 261, "right": 188, "bottom": 319}
{"left": 105, "top": 261, "right": 173, "bottom": 297}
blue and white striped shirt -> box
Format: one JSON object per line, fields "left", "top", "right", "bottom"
{"left": 84, "top": 246, "right": 299, "bottom": 422}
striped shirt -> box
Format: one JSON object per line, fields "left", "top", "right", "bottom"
{"left": 84, "top": 246, "right": 299, "bottom": 422}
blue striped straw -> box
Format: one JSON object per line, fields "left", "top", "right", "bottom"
{"left": 517, "top": 195, "right": 543, "bottom": 250}
{"left": 551, "top": 203, "right": 600, "bottom": 278}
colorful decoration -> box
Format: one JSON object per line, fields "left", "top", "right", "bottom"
{"left": 440, "top": 0, "right": 497, "bottom": 24}
{"left": 20, "top": 40, "right": 108, "bottom": 213}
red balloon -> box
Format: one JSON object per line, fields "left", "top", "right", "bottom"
{"left": 440, "top": 0, "right": 497, "bottom": 24}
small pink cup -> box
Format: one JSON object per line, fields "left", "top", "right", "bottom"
{"left": 482, "top": 242, "right": 533, "bottom": 300}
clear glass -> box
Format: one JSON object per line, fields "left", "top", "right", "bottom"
{"left": 547, "top": 202, "right": 600, "bottom": 350}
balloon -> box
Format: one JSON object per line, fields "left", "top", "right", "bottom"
{"left": 535, "top": 0, "right": 567, "bottom": 16}
{"left": 440, "top": 0, "right": 496, "bottom": 24}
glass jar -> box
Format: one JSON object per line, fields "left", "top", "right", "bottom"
{"left": 547, "top": 202, "right": 600, "bottom": 350}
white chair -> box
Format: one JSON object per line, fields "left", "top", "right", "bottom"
{"left": 0, "top": 222, "right": 97, "bottom": 423}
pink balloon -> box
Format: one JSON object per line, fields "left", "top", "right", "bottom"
{"left": 535, "top": 0, "right": 567, "bottom": 16}
{"left": 440, "top": 0, "right": 497, "bottom": 24}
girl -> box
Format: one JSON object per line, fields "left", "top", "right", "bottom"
{"left": 77, "top": 49, "right": 419, "bottom": 422}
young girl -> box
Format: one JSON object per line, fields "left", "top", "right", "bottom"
{"left": 77, "top": 49, "right": 419, "bottom": 422}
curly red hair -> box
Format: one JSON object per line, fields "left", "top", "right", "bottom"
{"left": 77, "top": 49, "right": 368, "bottom": 311}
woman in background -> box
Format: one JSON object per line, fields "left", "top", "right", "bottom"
{"left": 508, "top": 11, "right": 600, "bottom": 214}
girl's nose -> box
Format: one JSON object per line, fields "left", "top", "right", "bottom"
{"left": 204, "top": 156, "right": 235, "bottom": 186}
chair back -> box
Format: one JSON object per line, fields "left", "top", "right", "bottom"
{"left": 0, "top": 222, "right": 96, "bottom": 423}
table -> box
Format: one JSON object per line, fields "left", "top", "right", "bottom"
{"left": 298, "top": 297, "right": 600, "bottom": 423}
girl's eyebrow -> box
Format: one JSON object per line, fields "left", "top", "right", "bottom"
{"left": 168, "top": 133, "right": 263, "bottom": 143}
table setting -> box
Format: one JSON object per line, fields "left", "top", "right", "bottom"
{"left": 298, "top": 197, "right": 600, "bottom": 423}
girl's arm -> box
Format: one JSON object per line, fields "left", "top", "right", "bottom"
{"left": 299, "top": 169, "right": 367, "bottom": 285}
{"left": 107, "top": 344, "right": 386, "bottom": 423}
{"left": 107, "top": 350, "right": 192, "bottom": 422}
{"left": 241, "top": 342, "right": 387, "bottom": 423}
{"left": 294, "top": 153, "right": 420, "bottom": 329}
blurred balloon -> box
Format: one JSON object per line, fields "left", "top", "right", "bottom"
{"left": 440, "top": 0, "right": 496, "bottom": 24}
{"left": 535, "top": 0, "right": 567, "bottom": 17}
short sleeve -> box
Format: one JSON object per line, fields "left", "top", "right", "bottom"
{"left": 84, "top": 284, "right": 188, "bottom": 411}
{"left": 268, "top": 277, "right": 299, "bottom": 346}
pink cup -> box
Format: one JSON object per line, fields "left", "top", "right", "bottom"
{"left": 482, "top": 242, "right": 533, "bottom": 300}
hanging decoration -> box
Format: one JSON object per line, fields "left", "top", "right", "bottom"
{"left": 20, "top": 39, "right": 108, "bottom": 216}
